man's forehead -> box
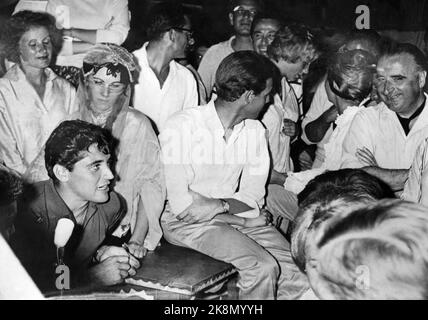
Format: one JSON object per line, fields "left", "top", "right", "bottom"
{"left": 235, "top": 0, "right": 259, "bottom": 10}
{"left": 253, "top": 19, "right": 280, "bottom": 32}
{"left": 76, "top": 144, "right": 110, "bottom": 165}
{"left": 377, "top": 54, "right": 417, "bottom": 74}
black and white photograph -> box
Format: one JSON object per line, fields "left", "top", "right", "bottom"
{"left": 1, "top": 0, "right": 428, "bottom": 305}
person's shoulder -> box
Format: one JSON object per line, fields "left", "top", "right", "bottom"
{"left": 96, "top": 191, "right": 123, "bottom": 220}
{"left": 204, "top": 38, "right": 233, "bottom": 57}
{"left": 126, "top": 107, "right": 153, "bottom": 126}
{"left": 245, "top": 119, "right": 266, "bottom": 131}
{"left": 172, "top": 61, "right": 196, "bottom": 81}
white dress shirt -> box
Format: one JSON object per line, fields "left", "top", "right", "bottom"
{"left": 261, "top": 77, "right": 299, "bottom": 173}
{"left": 285, "top": 105, "right": 365, "bottom": 194}
{"left": 0, "top": 65, "right": 76, "bottom": 176}
{"left": 401, "top": 137, "right": 428, "bottom": 205}
{"left": 197, "top": 36, "right": 235, "bottom": 99}
{"left": 301, "top": 78, "right": 333, "bottom": 168}
{"left": 133, "top": 42, "right": 198, "bottom": 133}
{"left": 159, "top": 100, "right": 270, "bottom": 218}
{"left": 43, "top": 0, "right": 130, "bottom": 67}
{"left": 341, "top": 93, "right": 428, "bottom": 170}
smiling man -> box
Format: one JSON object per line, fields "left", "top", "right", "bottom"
{"left": 341, "top": 42, "right": 428, "bottom": 191}
{"left": 12, "top": 120, "right": 140, "bottom": 292}
{"left": 198, "top": 0, "right": 262, "bottom": 100}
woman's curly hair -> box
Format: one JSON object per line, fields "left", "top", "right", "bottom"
{"left": 1, "top": 10, "right": 63, "bottom": 64}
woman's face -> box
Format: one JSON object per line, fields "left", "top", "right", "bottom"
{"left": 19, "top": 26, "right": 52, "bottom": 69}
{"left": 87, "top": 67, "right": 127, "bottom": 113}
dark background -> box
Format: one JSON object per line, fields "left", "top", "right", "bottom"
{"left": 1, "top": 0, "right": 428, "bottom": 48}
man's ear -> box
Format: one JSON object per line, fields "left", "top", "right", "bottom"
{"left": 165, "top": 29, "right": 175, "bottom": 43}
{"left": 53, "top": 164, "right": 70, "bottom": 183}
{"left": 228, "top": 13, "right": 234, "bottom": 27}
{"left": 244, "top": 90, "right": 255, "bottom": 104}
{"left": 418, "top": 70, "right": 427, "bottom": 89}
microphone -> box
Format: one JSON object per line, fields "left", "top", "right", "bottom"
{"left": 54, "top": 218, "right": 74, "bottom": 266}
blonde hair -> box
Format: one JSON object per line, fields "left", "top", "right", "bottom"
{"left": 312, "top": 199, "right": 428, "bottom": 300}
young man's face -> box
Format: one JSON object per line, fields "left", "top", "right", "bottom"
{"left": 229, "top": 0, "right": 259, "bottom": 37}
{"left": 65, "top": 144, "right": 114, "bottom": 204}
{"left": 252, "top": 18, "right": 280, "bottom": 57}
{"left": 375, "top": 53, "right": 426, "bottom": 116}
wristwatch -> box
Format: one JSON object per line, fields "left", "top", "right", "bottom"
{"left": 221, "top": 200, "right": 230, "bottom": 213}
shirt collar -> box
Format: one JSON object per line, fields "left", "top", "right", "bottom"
{"left": 7, "top": 64, "right": 58, "bottom": 82}
{"left": 205, "top": 99, "right": 246, "bottom": 139}
{"left": 140, "top": 42, "right": 177, "bottom": 76}
{"left": 44, "top": 180, "right": 97, "bottom": 229}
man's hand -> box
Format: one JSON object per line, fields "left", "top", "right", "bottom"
{"left": 282, "top": 119, "right": 297, "bottom": 137}
{"left": 356, "top": 147, "right": 378, "bottom": 167}
{"left": 322, "top": 105, "right": 339, "bottom": 123}
{"left": 96, "top": 245, "right": 128, "bottom": 262}
{"left": 176, "top": 191, "right": 223, "bottom": 224}
{"left": 298, "top": 150, "right": 314, "bottom": 171}
{"left": 244, "top": 209, "right": 273, "bottom": 228}
{"left": 88, "top": 256, "right": 135, "bottom": 287}
{"left": 126, "top": 241, "right": 147, "bottom": 259}
{"left": 96, "top": 245, "right": 140, "bottom": 271}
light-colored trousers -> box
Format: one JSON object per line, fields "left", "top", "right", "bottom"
{"left": 161, "top": 213, "right": 309, "bottom": 300}
{"left": 265, "top": 184, "right": 299, "bottom": 234}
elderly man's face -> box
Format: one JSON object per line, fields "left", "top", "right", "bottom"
{"left": 375, "top": 54, "right": 426, "bottom": 116}
{"left": 229, "top": 0, "right": 259, "bottom": 36}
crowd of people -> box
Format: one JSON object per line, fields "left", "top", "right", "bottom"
{"left": 1, "top": 0, "right": 428, "bottom": 300}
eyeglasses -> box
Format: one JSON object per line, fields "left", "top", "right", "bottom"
{"left": 232, "top": 6, "right": 258, "bottom": 18}
{"left": 173, "top": 27, "right": 194, "bottom": 40}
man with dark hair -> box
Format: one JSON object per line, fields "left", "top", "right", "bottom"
{"left": 251, "top": 13, "right": 282, "bottom": 58}
{"left": 12, "top": 120, "right": 140, "bottom": 292}
{"left": 341, "top": 42, "right": 428, "bottom": 192}
{"left": 198, "top": 0, "right": 262, "bottom": 100}
{"left": 290, "top": 168, "right": 393, "bottom": 299}
{"left": 160, "top": 51, "right": 309, "bottom": 300}
{"left": 132, "top": 2, "right": 198, "bottom": 133}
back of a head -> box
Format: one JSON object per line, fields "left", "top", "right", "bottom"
{"left": 311, "top": 199, "right": 428, "bottom": 300}
{"left": 342, "top": 29, "right": 382, "bottom": 58}
{"left": 144, "top": 2, "right": 186, "bottom": 42}
{"left": 267, "top": 23, "right": 319, "bottom": 64}
{"left": 298, "top": 169, "right": 394, "bottom": 208}
{"left": 215, "top": 51, "right": 272, "bottom": 102}
{"left": 44, "top": 120, "right": 111, "bottom": 183}
{"left": 326, "top": 49, "right": 377, "bottom": 103}
{"left": 291, "top": 169, "right": 394, "bottom": 273}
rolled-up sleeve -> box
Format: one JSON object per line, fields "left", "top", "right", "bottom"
{"left": 231, "top": 125, "right": 270, "bottom": 210}
{"left": 340, "top": 111, "right": 374, "bottom": 169}
{"left": 0, "top": 93, "right": 26, "bottom": 174}
{"left": 159, "top": 116, "right": 194, "bottom": 216}
{"left": 96, "top": 0, "right": 130, "bottom": 44}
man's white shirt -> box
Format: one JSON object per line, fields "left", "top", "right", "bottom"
{"left": 159, "top": 100, "right": 269, "bottom": 218}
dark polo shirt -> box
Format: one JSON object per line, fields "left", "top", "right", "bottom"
{"left": 12, "top": 179, "right": 125, "bottom": 291}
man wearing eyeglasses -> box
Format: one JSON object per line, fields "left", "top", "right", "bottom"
{"left": 132, "top": 2, "right": 198, "bottom": 133}
{"left": 198, "top": 0, "right": 262, "bottom": 101}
